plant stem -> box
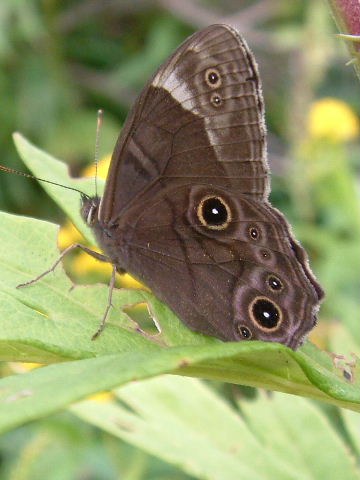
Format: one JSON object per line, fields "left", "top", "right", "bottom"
{"left": 327, "top": 0, "right": 360, "bottom": 78}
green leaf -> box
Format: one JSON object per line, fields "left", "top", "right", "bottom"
{"left": 0, "top": 348, "right": 221, "bottom": 434}
{"left": 12, "top": 132, "right": 101, "bottom": 245}
{"left": 0, "top": 134, "right": 358, "bottom": 435}
{"left": 240, "top": 388, "right": 359, "bottom": 479}
{"left": 70, "top": 375, "right": 360, "bottom": 480}
{"left": 341, "top": 408, "right": 360, "bottom": 455}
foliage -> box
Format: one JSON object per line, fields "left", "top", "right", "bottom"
{"left": 0, "top": 1, "right": 359, "bottom": 479}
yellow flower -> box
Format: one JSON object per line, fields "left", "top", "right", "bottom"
{"left": 58, "top": 220, "right": 82, "bottom": 249}
{"left": 307, "top": 97, "right": 359, "bottom": 141}
{"left": 82, "top": 154, "right": 111, "bottom": 179}
{"left": 86, "top": 391, "right": 114, "bottom": 402}
{"left": 10, "top": 362, "right": 42, "bottom": 372}
{"left": 120, "top": 273, "right": 145, "bottom": 289}
{"left": 72, "top": 249, "right": 113, "bottom": 276}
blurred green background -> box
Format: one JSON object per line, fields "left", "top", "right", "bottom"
{"left": 0, "top": 1, "right": 359, "bottom": 479}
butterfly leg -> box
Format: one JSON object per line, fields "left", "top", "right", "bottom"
{"left": 17, "top": 242, "right": 119, "bottom": 340}
{"left": 16, "top": 243, "right": 110, "bottom": 288}
{"left": 91, "top": 264, "right": 117, "bottom": 340}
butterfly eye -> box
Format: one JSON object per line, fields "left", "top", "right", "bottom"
{"left": 197, "top": 195, "right": 231, "bottom": 230}
{"left": 238, "top": 325, "right": 252, "bottom": 339}
{"left": 267, "top": 275, "right": 283, "bottom": 292}
{"left": 249, "top": 296, "right": 282, "bottom": 330}
{"left": 82, "top": 201, "right": 97, "bottom": 225}
{"left": 205, "top": 68, "right": 222, "bottom": 88}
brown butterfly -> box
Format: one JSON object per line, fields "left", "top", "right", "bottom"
{"left": 5, "top": 24, "right": 323, "bottom": 349}
{"left": 78, "top": 24, "right": 324, "bottom": 349}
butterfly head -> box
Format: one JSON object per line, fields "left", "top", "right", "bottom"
{"left": 81, "top": 194, "right": 101, "bottom": 226}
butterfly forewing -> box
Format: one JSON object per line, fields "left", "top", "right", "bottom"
{"left": 99, "top": 24, "right": 269, "bottom": 225}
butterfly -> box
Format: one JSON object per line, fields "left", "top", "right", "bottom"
{"left": 76, "top": 24, "right": 324, "bottom": 349}
{"left": 12, "top": 24, "right": 323, "bottom": 350}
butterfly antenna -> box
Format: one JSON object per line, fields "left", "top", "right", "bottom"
{"left": 94, "top": 109, "right": 103, "bottom": 198}
{"left": 0, "top": 165, "right": 91, "bottom": 200}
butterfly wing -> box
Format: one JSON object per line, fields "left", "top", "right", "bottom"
{"left": 107, "top": 183, "right": 322, "bottom": 349}
{"left": 90, "top": 24, "right": 323, "bottom": 349}
{"left": 99, "top": 24, "right": 269, "bottom": 225}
